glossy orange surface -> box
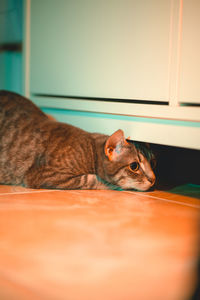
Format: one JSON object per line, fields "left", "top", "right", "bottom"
{"left": 0, "top": 185, "right": 199, "bottom": 300}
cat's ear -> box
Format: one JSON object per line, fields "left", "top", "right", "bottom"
{"left": 105, "top": 129, "right": 128, "bottom": 161}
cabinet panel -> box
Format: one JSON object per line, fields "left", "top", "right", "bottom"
{"left": 35, "top": 104, "right": 200, "bottom": 150}
{"left": 179, "top": 0, "right": 200, "bottom": 104}
{"left": 30, "top": 0, "right": 172, "bottom": 101}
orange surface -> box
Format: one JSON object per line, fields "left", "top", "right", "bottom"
{"left": 0, "top": 185, "right": 199, "bottom": 300}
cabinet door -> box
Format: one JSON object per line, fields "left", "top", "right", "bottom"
{"left": 30, "top": 0, "right": 172, "bottom": 101}
{"left": 179, "top": 0, "right": 200, "bottom": 104}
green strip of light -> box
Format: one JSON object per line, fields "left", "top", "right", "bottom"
{"left": 41, "top": 107, "right": 200, "bottom": 128}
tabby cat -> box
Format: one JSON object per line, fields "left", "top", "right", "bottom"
{"left": 0, "top": 90, "right": 155, "bottom": 191}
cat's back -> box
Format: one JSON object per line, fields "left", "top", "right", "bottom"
{"left": 0, "top": 90, "right": 96, "bottom": 186}
{"left": 0, "top": 90, "right": 47, "bottom": 124}
{"left": 0, "top": 91, "right": 51, "bottom": 185}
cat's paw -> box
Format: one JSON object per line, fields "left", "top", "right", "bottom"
{"left": 97, "top": 176, "right": 123, "bottom": 191}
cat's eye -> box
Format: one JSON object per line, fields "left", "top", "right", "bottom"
{"left": 128, "top": 162, "right": 139, "bottom": 172}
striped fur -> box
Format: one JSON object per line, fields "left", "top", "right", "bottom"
{"left": 0, "top": 91, "right": 155, "bottom": 191}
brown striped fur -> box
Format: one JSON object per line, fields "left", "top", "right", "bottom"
{"left": 0, "top": 91, "right": 155, "bottom": 191}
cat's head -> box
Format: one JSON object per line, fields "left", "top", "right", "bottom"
{"left": 103, "top": 129, "right": 156, "bottom": 191}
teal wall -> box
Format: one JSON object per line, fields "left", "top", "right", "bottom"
{"left": 0, "top": 51, "right": 22, "bottom": 93}
{"left": 0, "top": 0, "right": 23, "bottom": 93}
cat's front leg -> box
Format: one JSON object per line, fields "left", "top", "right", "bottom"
{"left": 50, "top": 174, "right": 111, "bottom": 190}
{"left": 62, "top": 174, "right": 112, "bottom": 190}
{"left": 24, "top": 167, "right": 120, "bottom": 190}
{"left": 57, "top": 174, "right": 122, "bottom": 190}
{"left": 71, "top": 174, "right": 122, "bottom": 190}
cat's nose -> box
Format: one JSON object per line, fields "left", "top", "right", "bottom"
{"left": 149, "top": 174, "right": 156, "bottom": 186}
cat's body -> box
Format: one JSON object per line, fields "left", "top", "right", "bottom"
{"left": 0, "top": 90, "right": 155, "bottom": 191}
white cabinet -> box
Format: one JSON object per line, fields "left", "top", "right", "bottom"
{"left": 29, "top": 0, "right": 172, "bottom": 101}
{"left": 179, "top": 0, "right": 200, "bottom": 104}
{"left": 24, "top": 0, "right": 200, "bottom": 149}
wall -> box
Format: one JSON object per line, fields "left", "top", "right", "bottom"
{"left": 0, "top": 0, "right": 23, "bottom": 93}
